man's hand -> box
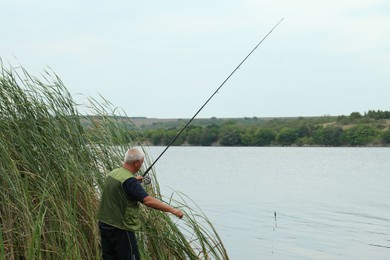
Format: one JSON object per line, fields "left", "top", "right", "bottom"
{"left": 135, "top": 175, "right": 143, "bottom": 182}
{"left": 172, "top": 208, "right": 184, "bottom": 219}
{"left": 143, "top": 196, "right": 184, "bottom": 219}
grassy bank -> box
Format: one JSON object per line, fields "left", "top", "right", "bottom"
{"left": 0, "top": 63, "right": 228, "bottom": 259}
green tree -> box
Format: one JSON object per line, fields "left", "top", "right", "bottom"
{"left": 219, "top": 125, "right": 243, "bottom": 146}
{"left": 149, "top": 129, "right": 164, "bottom": 145}
{"left": 252, "top": 128, "right": 276, "bottom": 146}
{"left": 187, "top": 126, "right": 203, "bottom": 145}
{"left": 162, "top": 129, "right": 185, "bottom": 146}
{"left": 276, "top": 127, "right": 298, "bottom": 145}
{"left": 343, "top": 125, "right": 380, "bottom": 145}
{"left": 200, "top": 124, "right": 219, "bottom": 146}
{"left": 350, "top": 112, "right": 362, "bottom": 119}
{"left": 239, "top": 128, "right": 253, "bottom": 146}
{"left": 313, "top": 126, "right": 344, "bottom": 146}
{"left": 366, "top": 110, "right": 390, "bottom": 119}
{"left": 381, "top": 129, "right": 390, "bottom": 144}
{"left": 336, "top": 115, "right": 352, "bottom": 125}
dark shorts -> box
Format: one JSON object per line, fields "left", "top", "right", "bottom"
{"left": 98, "top": 222, "right": 140, "bottom": 260}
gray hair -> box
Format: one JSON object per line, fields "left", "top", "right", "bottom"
{"left": 124, "top": 148, "right": 145, "bottom": 164}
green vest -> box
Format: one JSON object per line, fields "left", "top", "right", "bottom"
{"left": 97, "top": 167, "right": 141, "bottom": 231}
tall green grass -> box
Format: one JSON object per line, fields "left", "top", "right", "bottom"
{"left": 0, "top": 62, "right": 228, "bottom": 259}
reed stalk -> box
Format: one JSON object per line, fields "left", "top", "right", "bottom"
{"left": 0, "top": 61, "right": 228, "bottom": 259}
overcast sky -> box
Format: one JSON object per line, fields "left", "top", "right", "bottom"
{"left": 2, "top": 0, "right": 389, "bottom": 118}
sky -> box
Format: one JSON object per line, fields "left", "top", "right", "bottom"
{"left": 2, "top": 0, "right": 390, "bottom": 118}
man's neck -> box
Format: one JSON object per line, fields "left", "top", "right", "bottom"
{"left": 122, "top": 163, "right": 136, "bottom": 174}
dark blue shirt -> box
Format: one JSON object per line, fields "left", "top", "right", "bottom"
{"left": 122, "top": 177, "right": 149, "bottom": 202}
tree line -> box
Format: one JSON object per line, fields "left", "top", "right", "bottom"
{"left": 136, "top": 110, "right": 390, "bottom": 147}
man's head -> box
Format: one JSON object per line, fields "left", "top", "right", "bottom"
{"left": 124, "top": 148, "right": 145, "bottom": 173}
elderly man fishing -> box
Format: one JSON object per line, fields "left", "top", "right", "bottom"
{"left": 97, "top": 148, "right": 183, "bottom": 260}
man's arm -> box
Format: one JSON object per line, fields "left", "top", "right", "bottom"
{"left": 123, "top": 177, "right": 184, "bottom": 219}
{"left": 142, "top": 196, "right": 184, "bottom": 219}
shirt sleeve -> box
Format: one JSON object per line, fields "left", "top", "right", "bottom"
{"left": 122, "top": 177, "right": 149, "bottom": 202}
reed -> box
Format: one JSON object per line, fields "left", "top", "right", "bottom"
{"left": 0, "top": 62, "right": 228, "bottom": 259}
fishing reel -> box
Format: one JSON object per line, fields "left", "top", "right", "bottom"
{"left": 143, "top": 175, "right": 152, "bottom": 185}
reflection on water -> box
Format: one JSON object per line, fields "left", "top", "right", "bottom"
{"left": 148, "top": 147, "right": 390, "bottom": 259}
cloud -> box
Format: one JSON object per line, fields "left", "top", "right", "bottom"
{"left": 1, "top": 0, "right": 389, "bottom": 117}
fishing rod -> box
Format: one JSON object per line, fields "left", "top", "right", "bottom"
{"left": 142, "top": 18, "right": 284, "bottom": 184}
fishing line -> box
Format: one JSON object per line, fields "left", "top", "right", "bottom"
{"left": 142, "top": 18, "right": 284, "bottom": 184}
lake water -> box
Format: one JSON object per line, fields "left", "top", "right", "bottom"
{"left": 146, "top": 147, "right": 390, "bottom": 260}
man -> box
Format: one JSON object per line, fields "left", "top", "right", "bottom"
{"left": 97, "top": 148, "right": 184, "bottom": 259}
